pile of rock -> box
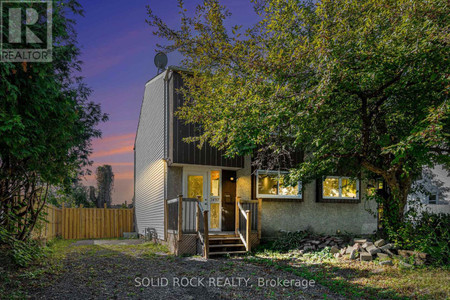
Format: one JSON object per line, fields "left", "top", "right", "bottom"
{"left": 294, "top": 234, "right": 429, "bottom": 266}
{"left": 334, "top": 238, "right": 428, "bottom": 266}
{"left": 297, "top": 235, "right": 348, "bottom": 252}
{"left": 335, "top": 238, "right": 395, "bottom": 265}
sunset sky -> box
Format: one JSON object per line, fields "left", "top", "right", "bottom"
{"left": 75, "top": 0, "right": 258, "bottom": 204}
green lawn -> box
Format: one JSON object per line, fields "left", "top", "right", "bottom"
{"left": 1, "top": 239, "right": 449, "bottom": 299}
{"left": 246, "top": 247, "right": 450, "bottom": 300}
{"left": 0, "top": 239, "right": 169, "bottom": 299}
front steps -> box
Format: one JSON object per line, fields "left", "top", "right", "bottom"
{"left": 208, "top": 234, "right": 247, "bottom": 256}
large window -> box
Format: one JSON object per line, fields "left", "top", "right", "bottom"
{"left": 257, "top": 170, "right": 302, "bottom": 198}
{"left": 322, "top": 176, "right": 359, "bottom": 199}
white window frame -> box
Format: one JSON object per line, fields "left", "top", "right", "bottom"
{"left": 428, "top": 192, "right": 438, "bottom": 205}
{"left": 322, "top": 176, "right": 359, "bottom": 200}
{"left": 256, "top": 170, "right": 302, "bottom": 199}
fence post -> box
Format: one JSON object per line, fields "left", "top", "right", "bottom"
{"left": 246, "top": 210, "right": 251, "bottom": 252}
{"left": 164, "top": 199, "right": 168, "bottom": 241}
{"left": 235, "top": 197, "right": 240, "bottom": 235}
{"left": 178, "top": 195, "right": 183, "bottom": 241}
{"left": 79, "top": 204, "right": 83, "bottom": 239}
{"left": 203, "top": 210, "right": 209, "bottom": 259}
{"left": 62, "top": 203, "right": 65, "bottom": 239}
{"left": 257, "top": 198, "right": 262, "bottom": 239}
{"left": 104, "top": 203, "right": 107, "bottom": 238}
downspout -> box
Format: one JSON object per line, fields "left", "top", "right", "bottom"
{"left": 163, "top": 70, "right": 170, "bottom": 240}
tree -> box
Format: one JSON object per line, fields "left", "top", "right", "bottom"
{"left": 0, "top": 0, "right": 108, "bottom": 241}
{"left": 95, "top": 165, "right": 114, "bottom": 208}
{"left": 147, "top": 0, "right": 449, "bottom": 231}
{"left": 47, "top": 181, "right": 95, "bottom": 208}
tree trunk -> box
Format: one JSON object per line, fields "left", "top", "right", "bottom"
{"left": 380, "top": 171, "right": 412, "bottom": 230}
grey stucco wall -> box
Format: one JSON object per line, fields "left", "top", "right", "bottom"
{"left": 236, "top": 156, "right": 378, "bottom": 238}
{"left": 167, "top": 166, "right": 183, "bottom": 199}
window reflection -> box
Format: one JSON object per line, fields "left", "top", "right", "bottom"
{"left": 323, "top": 178, "right": 339, "bottom": 197}
{"left": 210, "top": 171, "right": 220, "bottom": 197}
{"left": 258, "top": 172, "right": 278, "bottom": 195}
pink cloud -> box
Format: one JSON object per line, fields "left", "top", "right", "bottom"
{"left": 114, "top": 171, "right": 134, "bottom": 180}
{"left": 91, "top": 145, "right": 133, "bottom": 158}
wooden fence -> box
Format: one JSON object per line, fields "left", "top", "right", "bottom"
{"left": 34, "top": 204, "right": 134, "bottom": 240}
{"left": 33, "top": 205, "right": 62, "bottom": 240}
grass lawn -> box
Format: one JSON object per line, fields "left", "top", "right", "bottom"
{"left": 0, "top": 238, "right": 169, "bottom": 299}
{"left": 1, "top": 239, "right": 449, "bottom": 299}
{"left": 247, "top": 247, "right": 450, "bottom": 300}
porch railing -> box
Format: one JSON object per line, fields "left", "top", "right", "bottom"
{"left": 164, "top": 195, "right": 209, "bottom": 258}
{"left": 235, "top": 197, "right": 262, "bottom": 251}
{"left": 196, "top": 196, "right": 209, "bottom": 258}
{"left": 164, "top": 195, "right": 261, "bottom": 257}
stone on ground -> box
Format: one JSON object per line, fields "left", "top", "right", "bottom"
{"left": 366, "top": 245, "right": 381, "bottom": 256}
{"left": 360, "top": 252, "right": 372, "bottom": 261}
{"left": 400, "top": 261, "right": 413, "bottom": 268}
{"left": 350, "top": 249, "right": 358, "bottom": 260}
{"left": 377, "top": 252, "right": 389, "bottom": 259}
{"left": 362, "top": 242, "right": 373, "bottom": 249}
{"left": 380, "top": 243, "right": 393, "bottom": 251}
{"left": 330, "top": 246, "right": 340, "bottom": 254}
{"left": 374, "top": 239, "right": 386, "bottom": 247}
{"left": 379, "top": 260, "right": 393, "bottom": 266}
{"left": 354, "top": 238, "right": 367, "bottom": 244}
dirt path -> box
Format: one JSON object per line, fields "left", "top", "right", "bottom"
{"left": 27, "top": 241, "right": 342, "bottom": 299}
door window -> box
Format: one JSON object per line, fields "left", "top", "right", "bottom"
{"left": 188, "top": 175, "right": 203, "bottom": 201}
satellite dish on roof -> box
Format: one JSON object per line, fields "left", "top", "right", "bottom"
{"left": 154, "top": 52, "right": 168, "bottom": 74}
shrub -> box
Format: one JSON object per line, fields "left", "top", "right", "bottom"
{"left": 271, "top": 230, "right": 310, "bottom": 252}
{"left": 0, "top": 227, "right": 43, "bottom": 268}
{"left": 387, "top": 212, "right": 450, "bottom": 265}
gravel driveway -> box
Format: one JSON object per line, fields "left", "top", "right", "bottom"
{"left": 28, "top": 241, "right": 342, "bottom": 299}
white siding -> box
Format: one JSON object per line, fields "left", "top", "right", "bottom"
{"left": 135, "top": 72, "right": 166, "bottom": 238}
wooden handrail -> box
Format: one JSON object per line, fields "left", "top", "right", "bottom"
{"left": 258, "top": 198, "right": 262, "bottom": 239}
{"left": 177, "top": 195, "right": 183, "bottom": 241}
{"left": 167, "top": 198, "right": 178, "bottom": 204}
{"left": 203, "top": 210, "right": 209, "bottom": 259}
{"left": 246, "top": 209, "right": 251, "bottom": 252}
{"left": 235, "top": 197, "right": 262, "bottom": 251}
{"left": 238, "top": 202, "right": 248, "bottom": 220}
{"left": 235, "top": 197, "right": 240, "bottom": 235}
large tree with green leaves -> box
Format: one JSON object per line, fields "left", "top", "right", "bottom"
{"left": 0, "top": 0, "right": 107, "bottom": 241}
{"left": 147, "top": 0, "right": 449, "bottom": 230}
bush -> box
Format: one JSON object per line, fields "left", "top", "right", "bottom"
{"left": 387, "top": 212, "right": 450, "bottom": 265}
{"left": 271, "top": 230, "right": 310, "bottom": 252}
{"left": 0, "top": 227, "right": 44, "bottom": 268}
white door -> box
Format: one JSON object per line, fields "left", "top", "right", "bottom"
{"left": 184, "top": 168, "right": 222, "bottom": 231}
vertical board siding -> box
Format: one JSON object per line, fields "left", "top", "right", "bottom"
{"left": 135, "top": 72, "right": 166, "bottom": 239}
{"left": 171, "top": 71, "right": 244, "bottom": 168}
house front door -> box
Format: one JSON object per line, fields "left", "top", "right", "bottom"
{"left": 185, "top": 169, "right": 222, "bottom": 231}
